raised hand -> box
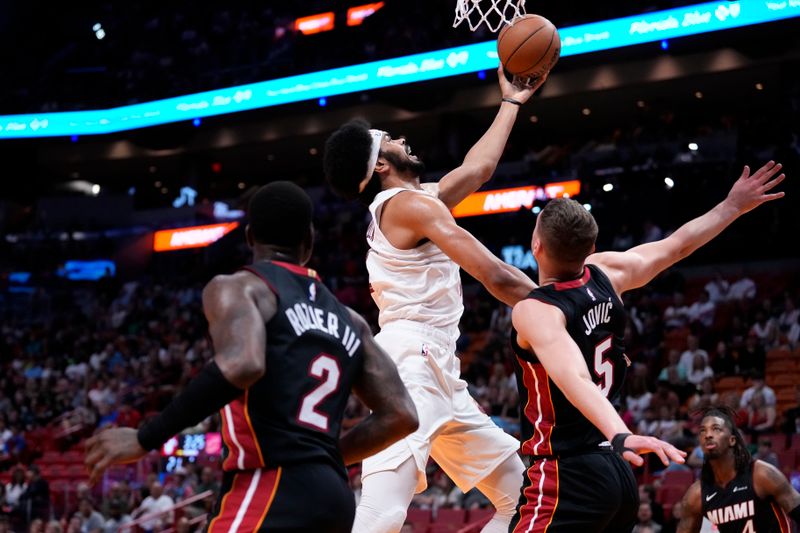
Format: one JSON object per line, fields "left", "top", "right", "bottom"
{"left": 84, "top": 427, "right": 148, "bottom": 485}
{"left": 497, "top": 65, "right": 547, "bottom": 105}
{"left": 725, "top": 160, "right": 786, "bottom": 214}
{"left": 620, "top": 434, "right": 687, "bottom": 467}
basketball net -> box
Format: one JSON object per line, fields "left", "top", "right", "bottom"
{"left": 453, "top": 0, "right": 526, "bottom": 33}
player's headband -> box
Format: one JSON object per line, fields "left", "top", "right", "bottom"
{"left": 358, "top": 129, "right": 386, "bottom": 193}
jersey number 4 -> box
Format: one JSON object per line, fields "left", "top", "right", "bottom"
{"left": 594, "top": 336, "right": 614, "bottom": 397}
{"left": 298, "top": 354, "right": 341, "bottom": 432}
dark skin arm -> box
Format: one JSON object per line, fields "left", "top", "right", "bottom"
{"left": 676, "top": 481, "right": 703, "bottom": 533}
{"left": 85, "top": 272, "right": 274, "bottom": 484}
{"left": 339, "top": 309, "right": 419, "bottom": 465}
{"left": 754, "top": 460, "right": 800, "bottom": 517}
{"left": 380, "top": 192, "right": 535, "bottom": 306}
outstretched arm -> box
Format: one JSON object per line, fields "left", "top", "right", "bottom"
{"left": 339, "top": 310, "right": 419, "bottom": 465}
{"left": 588, "top": 161, "right": 785, "bottom": 296}
{"left": 754, "top": 460, "right": 800, "bottom": 523}
{"left": 392, "top": 192, "right": 535, "bottom": 305}
{"left": 437, "top": 67, "right": 546, "bottom": 209}
{"left": 676, "top": 482, "right": 703, "bottom": 533}
{"left": 512, "top": 299, "right": 686, "bottom": 467}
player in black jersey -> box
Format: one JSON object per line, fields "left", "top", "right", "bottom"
{"left": 677, "top": 407, "right": 800, "bottom": 532}
{"left": 510, "top": 161, "right": 785, "bottom": 532}
{"left": 84, "top": 182, "right": 418, "bottom": 532}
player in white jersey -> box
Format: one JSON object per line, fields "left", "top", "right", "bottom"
{"left": 324, "top": 68, "right": 545, "bottom": 533}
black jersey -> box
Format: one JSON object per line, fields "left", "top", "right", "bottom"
{"left": 217, "top": 260, "right": 364, "bottom": 475}
{"left": 702, "top": 461, "right": 792, "bottom": 533}
{"left": 510, "top": 264, "right": 628, "bottom": 456}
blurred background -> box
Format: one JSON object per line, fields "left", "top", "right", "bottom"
{"left": 1, "top": 1, "right": 799, "bottom": 532}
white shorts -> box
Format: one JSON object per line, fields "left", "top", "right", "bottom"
{"left": 361, "top": 321, "right": 520, "bottom": 493}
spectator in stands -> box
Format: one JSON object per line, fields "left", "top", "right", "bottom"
{"left": 728, "top": 271, "right": 757, "bottom": 301}
{"left": 679, "top": 335, "right": 708, "bottom": 378}
{"left": 783, "top": 312, "right": 800, "bottom": 348}
{"left": 632, "top": 502, "right": 662, "bottom": 533}
{"left": 73, "top": 498, "right": 104, "bottom": 533}
{"left": 782, "top": 385, "right": 800, "bottom": 437}
{"left": 18, "top": 466, "right": 48, "bottom": 522}
{"left": 753, "top": 437, "right": 780, "bottom": 469}
{"left": 686, "top": 290, "right": 715, "bottom": 329}
{"left": 100, "top": 482, "right": 129, "bottom": 517}
{"left": 102, "top": 501, "right": 132, "bottom": 533}
{"left": 740, "top": 372, "right": 776, "bottom": 408}
{"left": 44, "top": 520, "right": 62, "bottom": 533}
{"left": 658, "top": 349, "right": 687, "bottom": 388}
{"left": 687, "top": 354, "right": 715, "bottom": 387}
{"left": 778, "top": 296, "right": 799, "bottom": 331}
{"left": 641, "top": 220, "right": 664, "bottom": 243}
{"left": 638, "top": 485, "right": 664, "bottom": 525}
{"left": 0, "top": 515, "right": 9, "bottom": 533}
{"left": 750, "top": 310, "right": 778, "bottom": 346}
{"left": 28, "top": 518, "right": 43, "bottom": 533}
{"left": 687, "top": 377, "right": 719, "bottom": 412}
{"left": 744, "top": 392, "right": 776, "bottom": 440}
{"left": 0, "top": 419, "right": 11, "bottom": 454}
{"left": 704, "top": 271, "right": 730, "bottom": 304}
{"left": 115, "top": 402, "right": 142, "bottom": 428}
{"left": 132, "top": 482, "right": 174, "bottom": 533}
{"left": 663, "top": 293, "right": 689, "bottom": 330}
{"left": 625, "top": 374, "right": 653, "bottom": 425}
{"left": 739, "top": 334, "right": 765, "bottom": 374}
{"left": 65, "top": 516, "right": 81, "bottom": 533}
{"left": 4, "top": 467, "right": 26, "bottom": 512}
{"left": 650, "top": 380, "right": 680, "bottom": 418}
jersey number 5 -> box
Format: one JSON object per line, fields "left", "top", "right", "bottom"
{"left": 594, "top": 336, "right": 614, "bottom": 397}
{"left": 298, "top": 354, "right": 341, "bottom": 432}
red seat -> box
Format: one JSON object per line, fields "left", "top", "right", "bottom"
{"left": 660, "top": 470, "right": 694, "bottom": 488}
{"left": 427, "top": 525, "right": 461, "bottom": 533}
{"left": 66, "top": 464, "right": 88, "bottom": 480}
{"left": 656, "top": 485, "right": 686, "bottom": 506}
{"left": 435, "top": 508, "right": 466, "bottom": 524}
{"left": 39, "top": 451, "right": 63, "bottom": 464}
{"left": 407, "top": 509, "right": 432, "bottom": 528}
{"left": 63, "top": 451, "right": 84, "bottom": 464}
{"left": 466, "top": 508, "right": 494, "bottom": 525}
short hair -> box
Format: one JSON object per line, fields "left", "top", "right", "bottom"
{"left": 324, "top": 119, "right": 375, "bottom": 201}
{"left": 248, "top": 181, "right": 313, "bottom": 248}
{"left": 537, "top": 198, "right": 598, "bottom": 266}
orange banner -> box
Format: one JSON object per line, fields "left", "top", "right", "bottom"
{"left": 153, "top": 222, "right": 239, "bottom": 252}
{"left": 295, "top": 12, "right": 335, "bottom": 35}
{"left": 452, "top": 180, "right": 581, "bottom": 218}
{"left": 347, "top": 2, "right": 384, "bottom": 26}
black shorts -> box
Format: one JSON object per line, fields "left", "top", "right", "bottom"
{"left": 206, "top": 462, "right": 354, "bottom": 533}
{"left": 510, "top": 450, "right": 639, "bottom": 533}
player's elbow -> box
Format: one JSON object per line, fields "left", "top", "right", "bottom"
{"left": 220, "top": 355, "right": 265, "bottom": 388}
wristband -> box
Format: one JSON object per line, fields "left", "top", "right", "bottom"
{"left": 502, "top": 97, "right": 523, "bottom": 106}
{"left": 611, "top": 433, "right": 634, "bottom": 455}
{"left": 137, "top": 360, "right": 243, "bottom": 451}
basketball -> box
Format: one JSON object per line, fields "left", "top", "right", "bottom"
{"left": 497, "top": 15, "right": 561, "bottom": 79}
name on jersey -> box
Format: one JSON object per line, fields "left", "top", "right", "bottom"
{"left": 706, "top": 500, "right": 755, "bottom": 525}
{"left": 284, "top": 303, "right": 362, "bottom": 357}
{"left": 583, "top": 300, "right": 613, "bottom": 335}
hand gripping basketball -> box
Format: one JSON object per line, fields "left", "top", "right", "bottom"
{"left": 497, "top": 66, "right": 546, "bottom": 107}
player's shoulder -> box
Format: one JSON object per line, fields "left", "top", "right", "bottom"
{"left": 385, "top": 187, "right": 448, "bottom": 217}
{"left": 682, "top": 480, "right": 703, "bottom": 512}
{"left": 203, "top": 270, "right": 273, "bottom": 304}
{"left": 512, "top": 297, "right": 566, "bottom": 327}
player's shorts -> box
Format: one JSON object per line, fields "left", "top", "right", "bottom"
{"left": 510, "top": 449, "right": 639, "bottom": 533}
{"left": 205, "top": 462, "right": 354, "bottom": 533}
{"left": 361, "top": 320, "right": 520, "bottom": 493}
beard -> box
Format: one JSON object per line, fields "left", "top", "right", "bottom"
{"left": 383, "top": 150, "right": 426, "bottom": 176}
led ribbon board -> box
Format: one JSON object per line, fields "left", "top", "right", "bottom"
{"left": 153, "top": 222, "right": 239, "bottom": 252}
{"left": 452, "top": 180, "right": 581, "bottom": 218}
{"left": 1, "top": 1, "right": 797, "bottom": 139}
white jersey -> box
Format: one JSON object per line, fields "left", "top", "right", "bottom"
{"left": 366, "top": 184, "right": 464, "bottom": 339}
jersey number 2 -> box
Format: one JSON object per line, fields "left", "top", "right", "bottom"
{"left": 298, "top": 354, "right": 341, "bottom": 432}
{"left": 594, "top": 336, "right": 614, "bottom": 397}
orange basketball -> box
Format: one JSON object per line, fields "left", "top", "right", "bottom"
{"left": 497, "top": 15, "right": 561, "bottom": 79}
